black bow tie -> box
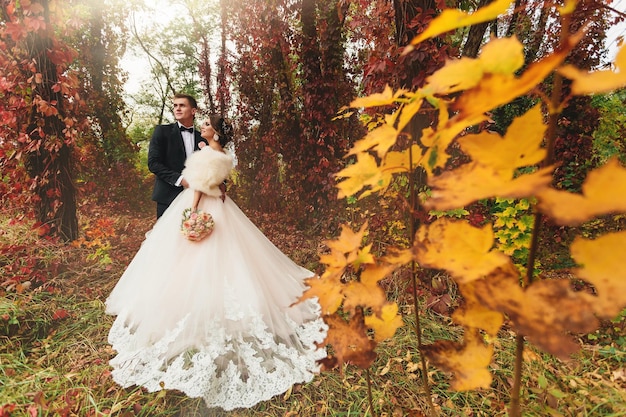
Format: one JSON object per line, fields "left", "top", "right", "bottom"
{"left": 179, "top": 126, "right": 194, "bottom": 133}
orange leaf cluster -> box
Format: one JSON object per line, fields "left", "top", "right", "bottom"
{"left": 319, "top": 0, "right": 626, "bottom": 393}
{"left": 474, "top": 265, "right": 598, "bottom": 359}
{"left": 300, "top": 223, "right": 406, "bottom": 369}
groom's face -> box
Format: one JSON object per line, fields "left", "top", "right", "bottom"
{"left": 173, "top": 98, "right": 196, "bottom": 125}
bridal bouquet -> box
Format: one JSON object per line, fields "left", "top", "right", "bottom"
{"left": 180, "top": 208, "right": 214, "bottom": 242}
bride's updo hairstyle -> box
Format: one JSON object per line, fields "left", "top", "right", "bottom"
{"left": 209, "top": 114, "right": 234, "bottom": 148}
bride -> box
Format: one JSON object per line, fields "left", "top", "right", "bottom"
{"left": 105, "top": 115, "right": 327, "bottom": 411}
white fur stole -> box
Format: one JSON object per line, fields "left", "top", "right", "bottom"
{"left": 182, "top": 147, "right": 233, "bottom": 197}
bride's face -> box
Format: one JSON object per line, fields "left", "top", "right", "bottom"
{"left": 200, "top": 120, "right": 216, "bottom": 140}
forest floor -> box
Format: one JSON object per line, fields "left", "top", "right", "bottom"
{"left": 1, "top": 196, "right": 626, "bottom": 417}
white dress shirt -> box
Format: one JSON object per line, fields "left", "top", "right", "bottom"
{"left": 179, "top": 123, "right": 195, "bottom": 158}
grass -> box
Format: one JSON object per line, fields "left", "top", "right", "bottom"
{"left": 1, "top": 208, "right": 626, "bottom": 416}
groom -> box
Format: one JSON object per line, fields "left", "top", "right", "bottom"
{"left": 148, "top": 93, "right": 208, "bottom": 219}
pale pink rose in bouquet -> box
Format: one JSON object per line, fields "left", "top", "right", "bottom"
{"left": 180, "top": 208, "right": 215, "bottom": 242}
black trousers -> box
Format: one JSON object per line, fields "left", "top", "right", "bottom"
{"left": 156, "top": 202, "right": 169, "bottom": 219}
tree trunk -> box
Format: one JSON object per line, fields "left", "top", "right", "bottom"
{"left": 199, "top": 34, "right": 215, "bottom": 114}
{"left": 218, "top": 0, "right": 228, "bottom": 115}
{"left": 525, "top": 1, "right": 549, "bottom": 63}
{"left": 26, "top": 0, "right": 78, "bottom": 241}
{"left": 506, "top": 0, "right": 525, "bottom": 37}
{"left": 301, "top": 0, "right": 322, "bottom": 83}
{"left": 298, "top": 0, "right": 327, "bottom": 205}
{"left": 462, "top": 0, "right": 495, "bottom": 58}
{"left": 394, "top": 0, "right": 436, "bottom": 46}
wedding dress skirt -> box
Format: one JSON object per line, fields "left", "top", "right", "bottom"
{"left": 105, "top": 188, "right": 328, "bottom": 410}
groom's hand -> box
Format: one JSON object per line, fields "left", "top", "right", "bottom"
{"left": 219, "top": 183, "right": 226, "bottom": 202}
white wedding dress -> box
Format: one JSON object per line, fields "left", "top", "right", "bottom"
{"left": 105, "top": 147, "right": 327, "bottom": 411}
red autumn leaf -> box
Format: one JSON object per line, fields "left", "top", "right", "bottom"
{"left": 0, "top": 403, "right": 17, "bottom": 416}
{"left": 52, "top": 309, "right": 69, "bottom": 320}
{"left": 4, "top": 22, "right": 28, "bottom": 41}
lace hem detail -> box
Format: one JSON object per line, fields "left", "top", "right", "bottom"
{"left": 108, "top": 298, "right": 327, "bottom": 411}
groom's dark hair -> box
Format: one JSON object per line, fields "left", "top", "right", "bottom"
{"left": 174, "top": 93, "right": 198, "bottom": 109}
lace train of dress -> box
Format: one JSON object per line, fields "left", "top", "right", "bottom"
{"left": 105, "top": 189, "right": 327, "bottom": 410}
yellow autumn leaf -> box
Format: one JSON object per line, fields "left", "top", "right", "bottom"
{"left": 425, "top": 57, "right": 485, "bottom": 95}
{"left": 336, "top": 148, "right": 416, "bottom": 200}
{"left": 382, "top": 144, "right": 423, "bottom": 174}
{"left": 318, "top": 248, "right": 349, "bottom": 278}
{"left": 458, "top": 104, "right": 547, "bottom": 174}
{"left": 325, "top": 222, "right": 368, "bottom": 255}
{"left": 319, "top": 248, "right": 347, "bottom": 266}
{"left": 347, "top": 123, "right": 399, "bottom": 159}
{"left": 335, "top": 153, "right": 383, "bottom": 199}
{"left": 350, "top": 85, "right": 408, "bottom": 108}
{"left": 421, "top": 112, "right": 487, "bottom": 173}
{"left": 421, "top": 328, "right": 493, "bottom": 391}
{"left": 380, "top": 247, "right": 415, "bottom": 267}
{"left": 424, "top": 37, "right": 523, "bottom": 96}
{"left": 364, "top": 303, "right": 404, "bottom": 342}
{"left": 299, "top": 275, "right": 344, "bottom": 315}
{"left": 425, "top": 163, "right": 553, "bottom": 211}
{"left": 478, "top": 36, "right": 525, "bottom": 75}
{"left": 571, "top": 231, "right": 626, "bottom": 319}
{"left": 474, "top": 265, "right": 599, "bottom": 359}
{"left": 395, "top": 94, "right": 425, "bottom": 133}
{"left": 351, "top": 243, "right": 376, "bottom": 268}
{"left": 332, "top": 106, "right": 354, "bottom": 120}
{"left": 414, "top": 219, "right": 511, "bottom": 284}
{"left": 455, "top": 35, "right": 579, "bottom": 120}
{"left": 343, "top": 264, "right": 395, "bottom": 315}
{"left": 536, "top": 158, "right": 626, "bottom": 225}
{"left": 558, "top": 43, "right": 626, "bottom": 95}
{"left": 360, "top": 263, "right": 395, "bottom": 288}
{"left": 409, "top": 0, "right": 513, "bottom": 46}
{"left": 558, "top": 0, "right": 578, "bottom": 14}
{"left": 454, "top": 282, "right": 504, "bottom": 337}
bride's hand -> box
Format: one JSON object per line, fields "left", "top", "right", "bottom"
{"left": 192, "top": 190, "right": 202, "bottom": 211}
{"left": 219, "top": 183, "right": 226, "bottom": 203}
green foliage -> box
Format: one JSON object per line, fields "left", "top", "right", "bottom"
{"left": 491, "top": 96, "right": 538, "bottom": 135}
{"left": 0, "top": 298, "right": 20, "bottom": 329}
{"left": 591, "top": 89, "right": 626, "bottom": 164}
{"left": 429, "top": 207, "right": 470, "bottom": 219}
{"left": 554, "top": 96, "right": 598, "bottom": 193}
{"left": 124, "top": 120, "right": 154, "bottom": 178}
{"left": 126, "top": 0, "right": 217, "bottom": 122}
{"left": 491, "top": 197, "right": 536, "bottom": 268}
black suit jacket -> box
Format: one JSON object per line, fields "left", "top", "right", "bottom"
{"left": 148, "top": 123, "right": 207, "bottom": 206}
